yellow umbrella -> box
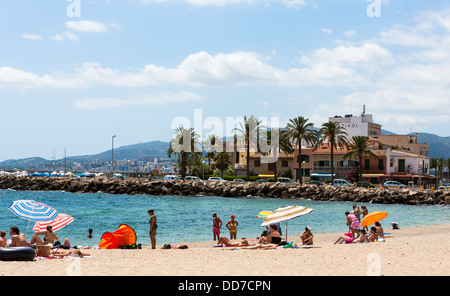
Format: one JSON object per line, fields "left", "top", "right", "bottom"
{"left": 361, "top": 211, "right": 388, "bottom": 227}
{"left": 256, "top": 211, "right": 272, "bottom": 218}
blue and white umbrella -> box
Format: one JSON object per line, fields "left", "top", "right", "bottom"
{"left": 8, "top": 200, "right": 59, "bottom": 222}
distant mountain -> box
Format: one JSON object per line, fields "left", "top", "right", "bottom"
{"left": 381, "top": 130, "right": 450, "bottom": 159}
{"left": 0, "top": 141, "right": 171, "bottom": 170}
{"left": 414, "top": 133, "right": 450, "bottom": 159}
{"left": 85, "top": 140, "right": 170, "bottom": 161}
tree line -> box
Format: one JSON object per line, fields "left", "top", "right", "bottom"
{"left": 167, "top": 116, "right": 377, "bottom": 184}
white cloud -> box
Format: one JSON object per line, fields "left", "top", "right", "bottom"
{"left": 344, "top": 30, "right": 356, "bottom": 37}
{"left": 73, "top": 91, "right": 203, "bottom": 110}
{"left": 0, "top": 45, "right": 396, "bottom": 89}
{"left": 21, "top": 34, "right": 43, "bottom": 40}
{"left": 65, "top": 20, "right": 109, "bottom": 32}
{"left": 50, "top": 31, "right": 79, "bottom": 42}
{"left": 321, "top": 28, "right": 332, "bottom": 34}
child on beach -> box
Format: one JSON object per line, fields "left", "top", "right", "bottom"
{"left": 225, "top": 215, "right": 239, "bottom": 239}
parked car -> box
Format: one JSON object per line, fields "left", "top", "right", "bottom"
{"left": 438, "top": 183, "right": 450, "bottom": 190}
{"left": 233, "top": 179, "right": 245, "bottom": 183}
{"left": 356, "top": 181, "right": 375, "bottom": 188}
{"left": 333, "top": 179, "right": 354, "bottom": 187}
{"left": 383, "top": 181, "right": 407, "bottom": 189}
{"left": 306, "top": 180, "right": 323, "bottom": 186}
{"left": 255, "top": 179, "right": 268, "bottom": 183}
{"left": 148, "top": 176, "right": 164, "bottom": 181}
{"left": 277, "top": 178, "right": 296, "bottom": 183}
{"left": 164, "top": 175, "right": 181, "bottom": 181}
{"left": 184, "top": 176, "right": 203, "bottom": 182}
{"left": 208, "top": 177, "right": 226, "bottom": 182}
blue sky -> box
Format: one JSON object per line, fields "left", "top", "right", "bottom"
{"left": 1, "top": 0, "right": 450, "bottom": 161}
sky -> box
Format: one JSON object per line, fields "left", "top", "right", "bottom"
{"left": 0, "top": 0, "right": 450, "bottom": 161}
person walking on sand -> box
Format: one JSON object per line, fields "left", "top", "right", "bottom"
{"left": 148, "top": 209, "right": 157, "bottom": 249}
{"left": 225, "top": 215, "right": 238, "bottom": 239}
{"left": 212, "top": 213, "right": 222, "bottom": 241}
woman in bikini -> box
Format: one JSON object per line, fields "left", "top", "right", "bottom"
{"left": 29, "top": 225, "right": 59, "bottom": 246}
{"left": 225, "top": 215, "right": 239, "bottom": 239}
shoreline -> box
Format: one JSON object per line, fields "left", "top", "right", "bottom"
{"left": 3, "top": 223, "right": 449, "bottom": 276}
{"left": 1, "top": 175, "right": 450, "bottom": 206}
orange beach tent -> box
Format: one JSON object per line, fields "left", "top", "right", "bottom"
{"left": 98, "top": 224, "right": 137, "bottom": 249}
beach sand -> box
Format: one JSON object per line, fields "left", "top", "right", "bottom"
{"left": 2, "top": 223, "right": 449, "bottom": 276}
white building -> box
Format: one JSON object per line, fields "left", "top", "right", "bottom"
{"left": 386, "top": 148, "right": 430, "bottom": 176}
{"left": 329, "top": 106, "right": 382, "bottom": 140}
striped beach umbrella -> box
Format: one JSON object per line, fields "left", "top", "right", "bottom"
{"left": 261, "top": 206, "right": 313, "bottom": 240}
{"left": 8, "top": 200, "right": 59, "bottom": 222}
{"left": 33, "top": 213, "right": 74, "bottom": 232}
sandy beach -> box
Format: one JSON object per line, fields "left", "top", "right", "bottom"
{"left": 2, "top": 223, "right": 449, "bottom": 277}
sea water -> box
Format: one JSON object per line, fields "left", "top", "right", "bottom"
{"left": 0, "top": 189, "right": 449, "bottom": 247}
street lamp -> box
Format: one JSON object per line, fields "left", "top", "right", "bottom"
{"left": 112, "top": 135, "right": 116, "bottom": 176}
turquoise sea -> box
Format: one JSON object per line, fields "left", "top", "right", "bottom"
{"left": 0, "top": 189, "right": 449, "bottom": 247}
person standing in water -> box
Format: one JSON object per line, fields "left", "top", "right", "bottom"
{"left": 225, "top": 215, "right": 239, "bottom": 240}
{"left": 148, "top": 209, "right": 157, "bottom": 249}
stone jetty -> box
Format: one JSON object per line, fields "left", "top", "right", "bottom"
{"left": 0, "top": 175, "right": 449, "bottom": 206}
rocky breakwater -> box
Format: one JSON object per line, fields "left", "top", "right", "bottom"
{"left": 0, "top": 175, "right": 449, "bottom": 206}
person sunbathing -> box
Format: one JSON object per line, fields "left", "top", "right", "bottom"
{"left": 334, "top": 230, "right": 368, "bottom": 244}
{"left": 30, "top": 225, "right": 59, "bottom": 246}
{"left": 368, "top": 227, "right": 378, "bottom": 242}
{"left": 299, "top": 226, "right": 313, "bottom": 245}
{"left": 217, "top": 237, "right": 249, "bottom": 247}
{"left": 240, "top": 243, "right": 280, "bottom": 250}
{"left": 51, "top": 249, "right": 90, "bottom": 258}
{"left": 9, "top": 226, "right": 28, "bottom": 247}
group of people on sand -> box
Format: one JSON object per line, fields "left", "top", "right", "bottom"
{"left": 214, "top": 222, "right": 315, "bottom": 250}
{"left": 212, "top": 213, "right": 239, "bottom": 241}
{"left": 1, "top": 225, "right": 90, "bottom": 258}
{"left": 334, "top": 204, "right": 386, "bottom": 245}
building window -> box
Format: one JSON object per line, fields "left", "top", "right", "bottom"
{"left": 297, "top": 155, "right": 310, "bottom": 163}
{"left": 254, "top": 160, "right": 260, "bottom": 167}
{"left": 282, "top": 160, "right": 289, "bottom": 167}
{"left": 378, "top": 159, "right": 384, "bottom": 170}
{"left": 365, "top": 159, "right": 370, "bottom": 170}
{"left": 314, "top": 160, "right": 330, "bottom": 167}
{"left": 268, "top": 163, "right": 275, "bottom": 171}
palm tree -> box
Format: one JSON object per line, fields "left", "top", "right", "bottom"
{"left": 233, "top": 116, "right": 264, "bottom": 181}
{"left": 167, "top": 127, "right": 201, "bottom": 179}
{"left": 214, "top": 152, "right": 231, "bottom": 178}
{"left": 264, "top": 129, "right": 294, "bottom": 181}
{"left": 344, "top": 136, "right": 377, "bottom": 182}
{"left": 285, "top": 116, "right": 315, "bottom": 184}
{"left": 318, "top": 121, "right": 348, "bottom": 184}
{"left": 204, "top": 134, "right": 221, "bottom": 166}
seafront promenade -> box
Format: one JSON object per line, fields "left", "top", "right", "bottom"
{"left": 0, "top": 175, "right": 449, "bottom": 206}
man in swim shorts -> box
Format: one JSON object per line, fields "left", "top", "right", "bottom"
{"left": 212, "top": 213, "right": 222, "bottom": 241}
